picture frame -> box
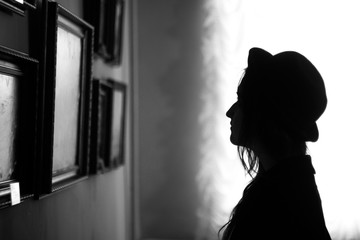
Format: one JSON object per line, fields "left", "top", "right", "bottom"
{"left": 41, "top": 2, "right": 93, "bottom": 193}
{"left": 0, "top": 45, "right": 38, "bottom": 208}
{"left": 108, "top": 79, "right": 126, "bottom": 167}
{"left": 24, "top": 0, "right": 36, "bottom": 9}
{"left": 89, "top": 79, "right": 126, "bottom": 173}
{"left": 84, "top": 0, "right": 124, "bottom": 64}
{"left": 0, "top": 0, "right": 36, "bottom": 16}
{"left": 89, "top": 79, "right": 112, "bottom": 173}
{"left": 84, "top": 0, "right": 109, "bottom": 59}
{"left": 105, "top": 0, "right": 124, "bottom": 64}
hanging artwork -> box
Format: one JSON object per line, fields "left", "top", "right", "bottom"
{"left": 90, "top": 79, "right": 112, "bottom": 173}
{"left": 41, "top": 2, "right": 93, "bottom": 193}
{"left": 108, "top": 79, "right": 126, "bottom": 166}
{"left": 105, "top": 0, "right": 125, "bottom": 64}
{"left": 0, "top": 46, "right": 38, "bottom": 207}
{"left": 85, "top": 0, "right": 124, "bottom": 64}
{"left": 90, "top": 79, "right": 126, "bottom": 174}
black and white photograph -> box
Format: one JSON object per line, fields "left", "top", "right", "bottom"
{"left": 1, "top": 1, "right": 360, "bottom": 240}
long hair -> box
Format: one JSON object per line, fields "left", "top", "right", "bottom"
{"left": 237, "top": 145, "right": 260, "bottom": 178}
{"left": 218, "top": 146, "right": 260, "bottom": 240}
{"left": 219, "top": 142, "right": 307, "bottom": 240}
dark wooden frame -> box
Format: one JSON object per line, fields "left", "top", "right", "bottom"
{"left": 84, "top": 0, "right": 108, "bottom": 59}
{"left": 90, "top": 79, "right": 112, "bottom": 173}
{"left": 0, "top": 0, "right": 36, "bottom": 16}
{"left": 84, "top": 0, "right": 124, "bottom": 64}
{"left": 105, "top": 0, "right": 124, "bottom": 64}
{"left": 90, "top": 79, "right": 126, "bottom": 173}
{"left": 0, "top": 46, "right": 38, "bottom": 208}
{"left": 41, "top": 2, "right": 93, "bottom": 194}
{"left": 24, "top": 0, "right": 35, "bottom": 9}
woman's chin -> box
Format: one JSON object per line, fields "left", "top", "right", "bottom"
{"left": 230, "top": 135, "right": 240, "bottom": 146}
{"left": 230, "top": 134, "right": 248, "bottom": 147}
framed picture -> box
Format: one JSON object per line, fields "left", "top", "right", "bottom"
{"left": 90, "top": 79, "right": 111, "bottom": 173}
{"left": 108, "top": 79, "right": 126, "bottom": 166}
{"left": 89, "top": 79, "right": 126, "bottom": 173}
{"left": 0, "top": 45, "right": 38, "bottom": 208}
{"left": 0, "top": 0, "right": 36, "bottom": 16}
{"left": 41, "top": 2, "right": 93, "bottom": 193}
{"left": 84, "top": 0, "right": 124, "bottom": 64}
{"left": 84, "top": 0, "right": 109, "bottom": 59}
{"left": 105, "top": 0, "right": 124, "bottom": 64}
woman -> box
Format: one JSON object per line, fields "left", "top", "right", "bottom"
{"left": 223, "top": 47, "right": 331, "bottom": 239}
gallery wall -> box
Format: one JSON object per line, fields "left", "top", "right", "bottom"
{"left": 0, "top": 0, "right": 131, "bottom": 239}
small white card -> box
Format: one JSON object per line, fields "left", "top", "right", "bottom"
{"left": 15, "top": 0, "right": 24, "bottom": 4}
{"left": 10, "top": 182, "right": 20, "bottom": 206}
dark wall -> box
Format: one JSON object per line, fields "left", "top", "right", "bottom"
{"left": 0, "top": 0, "right": 129, "bottom": 239}
{"left": 0, "top": 8, "right": 29, "bottom": 54}
{"left": 0, "top": 171, "right": 126, "bottom": 240}
{"left": 57, "top": 0, "right": 83, "bottom": 18}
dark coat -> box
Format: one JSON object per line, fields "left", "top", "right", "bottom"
{"left": 223, "top": 155, "right": 332, "bottom": 240}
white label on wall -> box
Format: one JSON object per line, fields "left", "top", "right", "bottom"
{"left": 15, "top": 0, "right": 24, "bottom": 4}
{"left": 10, "top": 182, "right": 20, "bottom": 206}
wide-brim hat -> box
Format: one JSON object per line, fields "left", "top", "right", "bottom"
{"left": 241, "top": 47, "right": 327, "bottom": 142}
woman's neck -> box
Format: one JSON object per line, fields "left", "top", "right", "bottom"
{"left": 257, "top": 149, "right": 307, "bottom": 172}
{"left": 258, "top": 154, "right": 278, "bottom": 171}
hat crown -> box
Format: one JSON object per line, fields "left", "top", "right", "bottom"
{"left": 243, "top": 47, "right": 327, "bottom": 142}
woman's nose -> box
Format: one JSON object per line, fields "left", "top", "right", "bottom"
{"left": 226, "top": 103, "right": 236, "bottom": 118}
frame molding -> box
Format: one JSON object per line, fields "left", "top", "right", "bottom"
{"left": 89, "top": 79, "right": 112, "bottom": 173}
{"left": 90, "top": 79, "right": 126, "bottom": 174}
{"left": 107, "top": 79, "right": 127, "bottom": 167}
{"left": 84, "top": 0, "right": 124, "bottom": 64}
{"left": 0, "top": 0, "right": 36, "bottom": 16}
{"left": 40, "top": 2, "right": 93, "bottom": 194}
{"left": 0, "top": 45, "right": 38, "bottom": 208}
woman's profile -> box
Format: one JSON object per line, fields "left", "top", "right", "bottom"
{"left": 222, "top": 47, "right": 332, "bottom": 239}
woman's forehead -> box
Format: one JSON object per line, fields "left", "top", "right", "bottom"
{"left": 237, "top": 76, "right": 246, "bottom": 94}
{"left": 236, "top": 69, "right": 247, "bottom": 94}
{"left": 236, "top": 85, "right": 244, "bottom": 98}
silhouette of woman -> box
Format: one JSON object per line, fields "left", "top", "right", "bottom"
{"left": 223, "top": 48, "right": 331, "bottom": 239}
